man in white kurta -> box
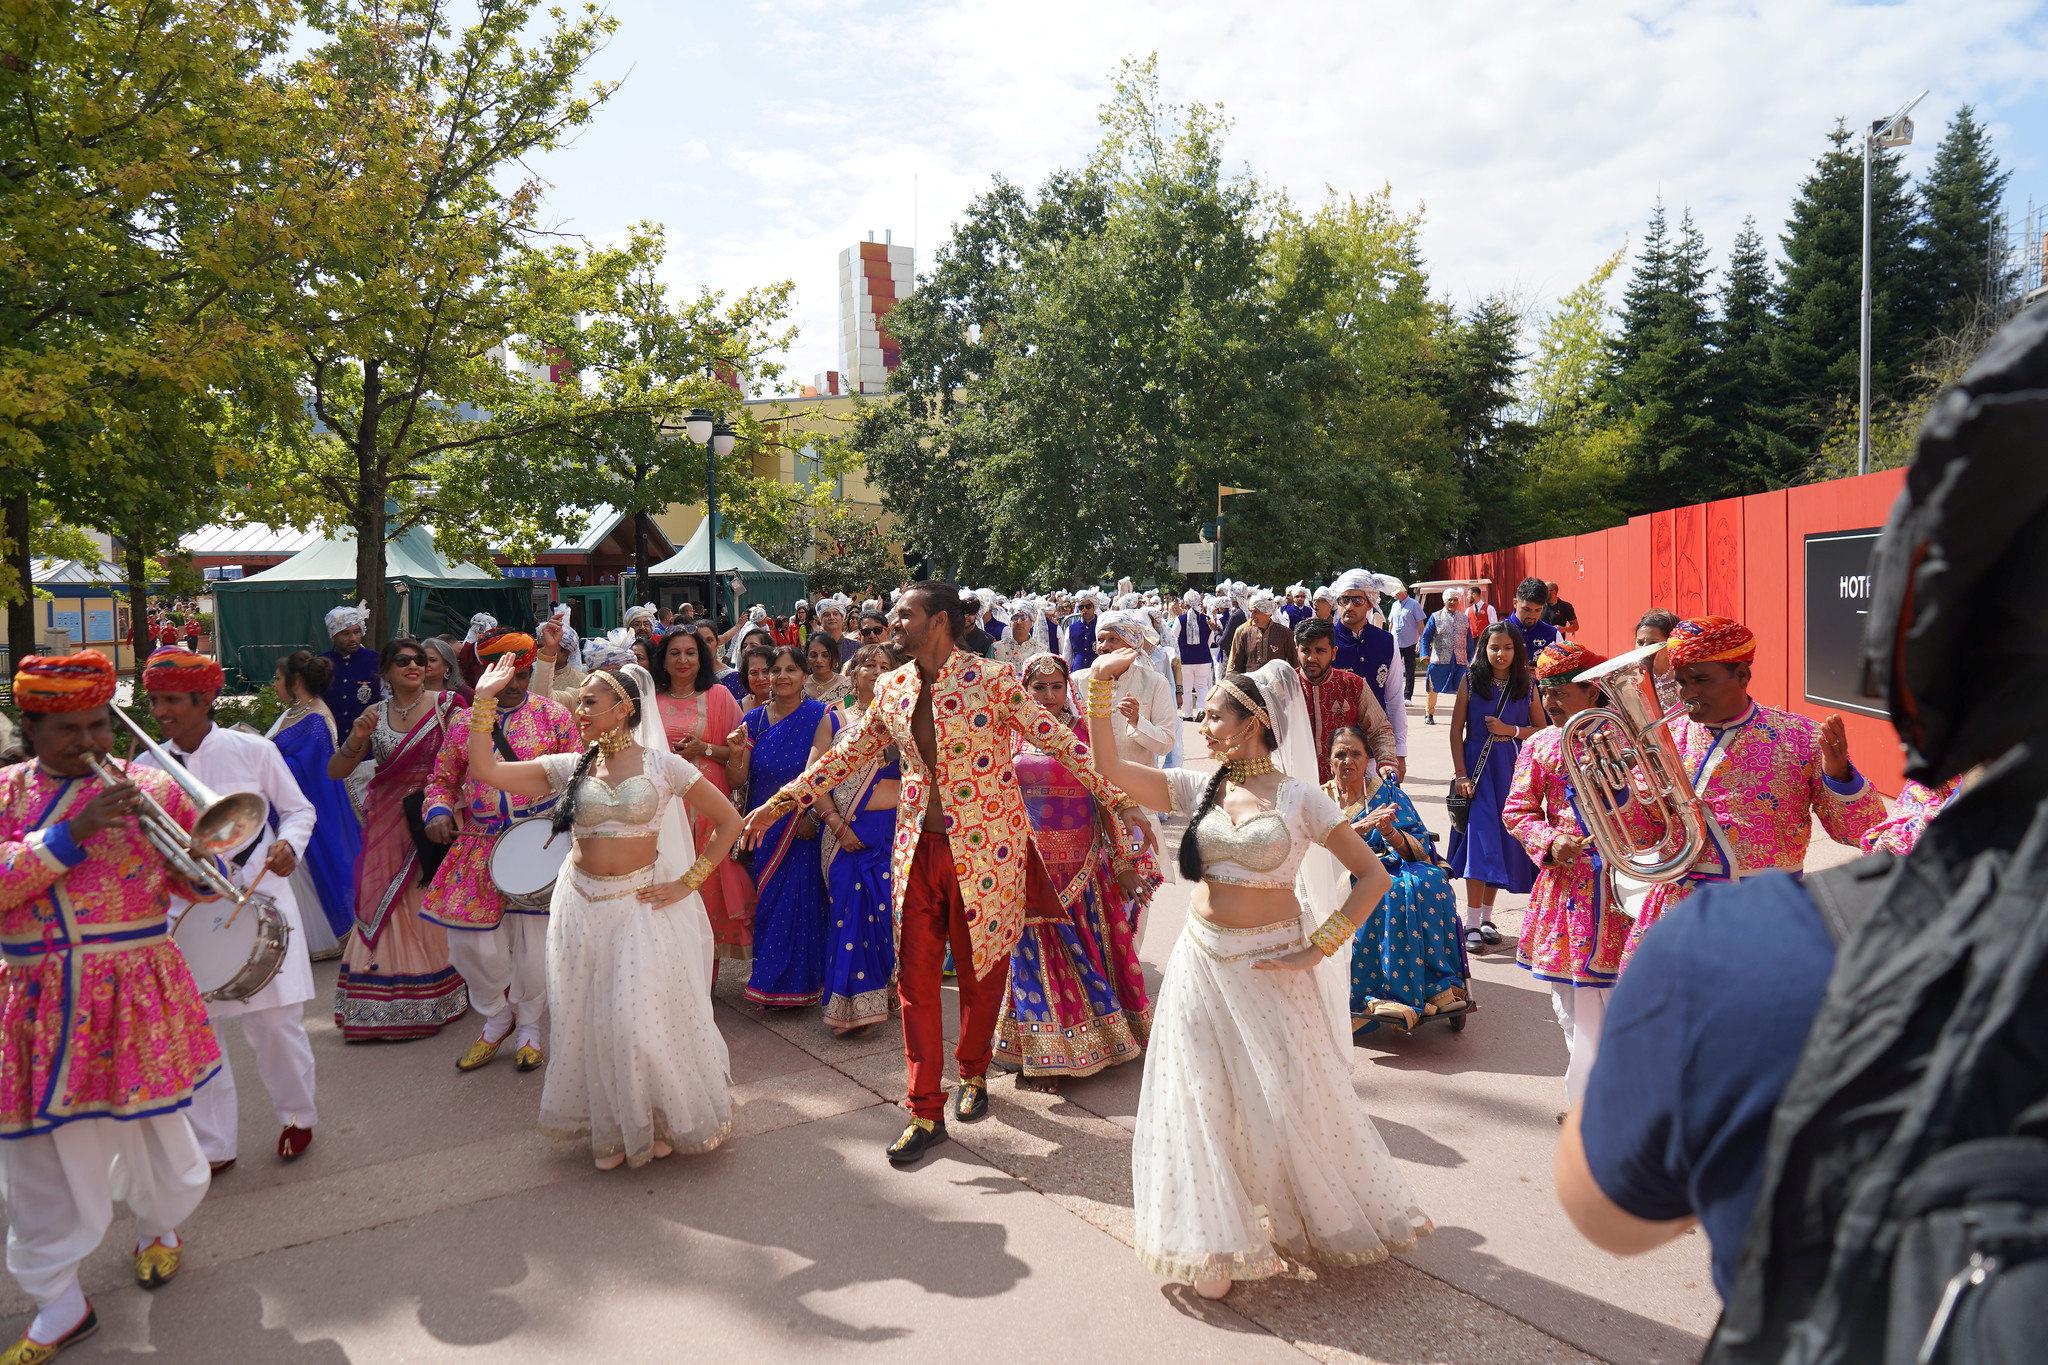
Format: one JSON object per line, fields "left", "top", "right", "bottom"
{"left": 141, "top": 655, "right": 319, "bottom": 1173}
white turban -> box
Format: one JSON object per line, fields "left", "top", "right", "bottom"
{"left": 581, "top": 628, "right": 636, "bottom": 672}
{"left": 1331, "top": 568, "right": 1377, "bottom": 598}
{"left": 1114, "top": 592, "right": 1141, "bottom": 610}
{"left": 1312, "top": 585, "right": 1336, "bottom": 603}
{"left": 462, "top": 612, "right": 498, "bottom": 644}
{"left": 1248, "top": 591, "right": 1279, "bottom": 615}
{"left": 624, "top": 602, "right": 657, "bottom": 627}
{"left": 1374, "top": 573, "right": 1405, "bottom": 598}
{"left": 1182, "top": 589, "right": 1202, "bottom": 606}
{"left": 815, "top": 598, "right": 846, "bottom": 620}
{"left": 325, "top": 600, "right": 370, "bottom": 637}
{"left": 1115, "top": 576, "right": 1134, "bottom": 597}
{"left": 548, "top": 602, "right": 580, "bottom": 660}
{"left": 1096, "top": 608, "right": 1159, "bottom": 652}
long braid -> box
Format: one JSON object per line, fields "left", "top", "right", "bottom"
{"left": 551, "top": 743, "right": 602, "bottom": 838}
{"left": 1177, "top": 765, "right": 1231, "bottom": 881}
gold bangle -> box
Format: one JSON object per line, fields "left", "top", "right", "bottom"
{"left": 467, "top": 699, "right": 499, "bottom": 734}
{"left": 678, "top": 854, "right": 719, "bottom": 892}
{"left": 1308, "top": 912, "right": 1356, "bottom": 958}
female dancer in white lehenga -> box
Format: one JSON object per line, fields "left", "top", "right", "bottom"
{"left": 1084, "top": 651, "right": 1433, "bottom": 1299}
{"left": 467, "top": 654, "right": 742, "bottom": 1170}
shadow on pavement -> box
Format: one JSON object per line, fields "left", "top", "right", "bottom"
{"left": 1359, "top": 968, "right": 1569, "bottom": 1079}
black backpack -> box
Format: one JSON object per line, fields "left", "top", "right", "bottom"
{"left": 1705, "top": 753, "right": 2048, "bottom": 1364}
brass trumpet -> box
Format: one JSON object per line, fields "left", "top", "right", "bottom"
{"left": 84, "top": 705, "right": 273, "bottom": 907}
{"left": 1557, "top": 643, "right": 1709, "bottom": 885}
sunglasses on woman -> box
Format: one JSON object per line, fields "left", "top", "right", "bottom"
{"left": 391, "top": 653, "right": 428, "bottom": 667}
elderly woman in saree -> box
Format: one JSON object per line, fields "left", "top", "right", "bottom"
{"left": 1324, "top": 725, "right": 1468, "bottom": 1032}
{"left": 326, "top": 637, "right": 470, "bottom": 1040}
{"left": 992, "top": 654, "right": 1155, "bottom": 1092}
{"left": 817, "top": 644, "right": 902, "bottom": 1033}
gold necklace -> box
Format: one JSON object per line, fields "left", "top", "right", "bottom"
{"left": 1225, "top": 753, "right": 1278, "bottom": 783}
{"left": 596, "top": 728, "right": 633, "bottom": 757}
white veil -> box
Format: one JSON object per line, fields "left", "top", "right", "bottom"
{"left": 622, "top": 662, "right": 698, "bottom": 887}
{"left": 1247, "top": 659, "right": 1356, "bottom": 1051}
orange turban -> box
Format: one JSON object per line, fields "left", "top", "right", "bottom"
{"left": 1668, "top": 615, "right": 1757, "bottom": 667}
{"left": 1534, "top": 641, "right": 1603, "bottom": 683}
{"left": 474, "top": 627, "right": 537, "bottom": 671}
{"left": 142, "top": 646, "right": 224, "bottom": 699}
{"left": 13, "top": 652, "right": 117, "bottom": 713}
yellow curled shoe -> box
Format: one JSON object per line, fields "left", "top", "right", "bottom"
{"left": 455, "top": 1036, "right": 503, "bottom": 1072}
{"left": 513, "top": 1044, "right": 544, "bottom": 1073}
{"left": 134, "top": 1237, "right": 182, "bottom": 1289}
{"left": 0, "top": 1306, "right": 97, "bottom": 1364}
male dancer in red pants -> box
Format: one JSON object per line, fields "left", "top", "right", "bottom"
{"left": 742, "top": 581, "right": 1144, "bottom": 1164}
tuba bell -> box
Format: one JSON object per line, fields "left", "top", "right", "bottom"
{"left": 1556, "top": 642, "right": 1710, "bottom": 887}
{"left": 83, "top": 706, "right": 273, "bottom": 907}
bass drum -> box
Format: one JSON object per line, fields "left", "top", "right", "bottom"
{"left": 176, "top": 893, "right": 292, "bottom": 1003}
{"left": 489, "top": 817, "right": 570, "bottom": 910}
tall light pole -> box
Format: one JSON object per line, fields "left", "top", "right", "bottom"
{"left": 1860, "top": 90, "right": 1926, "bottom": 477}
{"left": 682, "top": 408, "right": 738, "bottom": 622}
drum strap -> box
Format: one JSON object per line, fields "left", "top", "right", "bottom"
{"left": 492, "top": 721, "right": 520, "bottom": 766}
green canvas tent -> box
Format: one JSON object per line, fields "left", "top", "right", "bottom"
{"left": 211, "top": 525, "right": 529, "bottom": 686}
{"left": 648, "top": 518, "right": 809, "bottom": 618}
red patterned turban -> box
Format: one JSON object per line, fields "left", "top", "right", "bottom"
{"left": 1534, "top": 641, "right": 1603, "bottom": 684}
{"left": 1667, "top": 615, "right": 1757, "bottom": 667}
{"left": 474, "top": 627, "right": 537, "bottom": 671}
{"left": 13, "top": 652, "right": 118, "bottom": 713}
{"left": 142, "top": 647, "right": 224, "bottom": 700}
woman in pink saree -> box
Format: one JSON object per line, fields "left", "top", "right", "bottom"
{"left": 328, "top": 637, "right": 470, "bottom": 1040}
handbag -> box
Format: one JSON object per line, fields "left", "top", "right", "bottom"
{"left": 1448, "top": 698, "right": 1506, "bottom": 832}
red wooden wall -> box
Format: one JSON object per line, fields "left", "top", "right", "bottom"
{"left": 1432, "top": 468, "right": 1909, "bottom": 794}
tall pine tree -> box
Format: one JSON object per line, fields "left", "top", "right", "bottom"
{"left": 1915, "top": 104, "right": 2013, "bottom": 339}
{"left": 1426, "top": 296, "right": 1530, "bottom": 554}
{"left": 1764, "top": 120, "right": 1919, "bottom": 474}
{"left": 1613, "top": 204, "right": 1719, "bottom": 510}
{"left": 1709, "top": 217, "right": 1782, "bottom": 485}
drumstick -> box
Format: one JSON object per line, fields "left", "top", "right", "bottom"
{"left": 223, "top": 867, "right": 269, "bottom": 931}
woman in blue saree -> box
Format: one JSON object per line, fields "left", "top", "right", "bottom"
{"left": 732, "top": 646, "right": 839, "bottom": 1009}
{"left": 1325, "top": 725, "right": 1468, "bottom": 1032}
{"left": 269, "top": 651, "right": 364, "bottom": 949}
{"left": 818, "top": 644, "right": 900, "bottom": 1033}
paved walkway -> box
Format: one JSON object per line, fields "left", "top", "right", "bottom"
{"left": 10, "top": 686, "right": 1872, "bottom": 1363}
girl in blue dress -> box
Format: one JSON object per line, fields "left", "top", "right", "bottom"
{"left": 1445, "top": 623, "right": 1539, "bottom": 951}
{"left": 734, "top": 647, "right": 839, "bottom": 1008}
{"left": 268, "top": 650, "right": 364, "bottom": 950}
{"left": 818, "top": 645, "right": 900, "bottom": 1033}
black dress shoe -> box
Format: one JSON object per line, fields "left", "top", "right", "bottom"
{"left": 886, "top": 1117, "right": 948, "bottom": 1166}
{"left": 953, "top": 1076, "right": 990, "bottom": 1124}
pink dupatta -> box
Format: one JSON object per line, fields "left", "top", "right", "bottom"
{"left": 353, "top": 693, "right": 456, "bottom": 947}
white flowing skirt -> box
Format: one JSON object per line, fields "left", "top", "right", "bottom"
{"left": 540, "top": 864, "right": 733, "bottom": 1166}
{"left": 1132, "top": 911, "right": 1433, "bottom": 1283}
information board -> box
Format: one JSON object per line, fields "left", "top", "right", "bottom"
{"left": 1803, "top": 528, "right": 1886, "bottom": 719}
{"left": 1177, "top": 541, "right": 1217, "bottom": 575}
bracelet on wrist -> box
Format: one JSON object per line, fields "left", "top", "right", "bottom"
{"left": 1308, "top": 911, "right": 1356, "bottom": 958}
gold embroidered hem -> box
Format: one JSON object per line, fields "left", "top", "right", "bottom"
{"left": 1136, "top": 1214, "right": 1434, "bottom": 1285}
{"left": 822, "top": 983, "right": 895, "bottom": 1031}
{"left": 994, "top": 1005, "right": 1151, "bottom": 1077}
{"left": 541, "top": 1115, "right": 734, "bottom": 1169}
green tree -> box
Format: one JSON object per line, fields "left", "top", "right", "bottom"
{"left": 1707, "top": 217, "right": 1782, "bottom": 486}
{"left": 0, "top": 0, "right": 298, "bottom": 656}
{"left": 1512, "top": 249, "right": 1631, "bottom": 539}
{"left": 1423, "top": 296, "right": 1530, "bottom": 555}
{"left": 1914, "top": 104, "right": 2013, "bottom": 339}
{"left": 1765, "top": 121, "right": 1919, "bottom": 472}
{"left": 1614, "top": 207, "right": 1719, "bottom": 509}
{"left": 240, "top": 0, "right": 629, "bottom": 644}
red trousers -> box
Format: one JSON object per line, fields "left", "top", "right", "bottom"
{"left": 899, "top": 831, "right": 1010, "bottom": 1121}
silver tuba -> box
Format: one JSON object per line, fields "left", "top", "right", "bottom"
{"left": 1556, "top": 642, "right": 1710, "bottom": 886}
{"left": 84, "top": 706, "right": 274, "bottom": 908}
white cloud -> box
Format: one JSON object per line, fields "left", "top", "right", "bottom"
{"left": 538, "top": 0, "right": 2048, "bottom": 389}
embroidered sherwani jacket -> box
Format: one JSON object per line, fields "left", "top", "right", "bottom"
{"left": 420, "top": 695, "right": 580, "bottom": 929}
{"left": 1625, "top": 701, "right": 1886, "bottom": 960}
{"left": 769, "top": 650, "right": 1129, "bottom": 977}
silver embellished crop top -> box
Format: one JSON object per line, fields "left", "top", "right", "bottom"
{"left": 1164, "top": 767, "right": 1344, "bottom": 888}
{"left": 538, "top": 750, "right": 700, "bottom": 839}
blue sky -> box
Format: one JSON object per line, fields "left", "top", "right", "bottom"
{"left": 527, "top": 0, "right": 2048, "bottom": 391}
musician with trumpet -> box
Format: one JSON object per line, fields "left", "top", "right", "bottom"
{"left": 137, "top": 648, "right": 321, "bottom": 1175}
{"left": 0, "top": 654, "right": 224, "bottom": 1363}
{"left": 1617, "top": 616, "right": 1885, "bottom": 964}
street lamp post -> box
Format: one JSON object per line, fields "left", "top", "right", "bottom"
{"left": 1860, "top": 91, "right": 1926, "bottom": 477}
{"left": 682, "top": 408, "right": 738, "bottom": 622}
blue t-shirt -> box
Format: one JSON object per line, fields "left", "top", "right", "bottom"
{"left": 1580, "top": 873, "right": 1836, "bottom": 1299}
{"left": 1506, "top": 614, "right": 1560, "bottom": 656}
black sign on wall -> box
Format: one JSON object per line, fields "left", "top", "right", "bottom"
{"left": 1803, "top": 528, "right": 1887, "bottom": 719}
